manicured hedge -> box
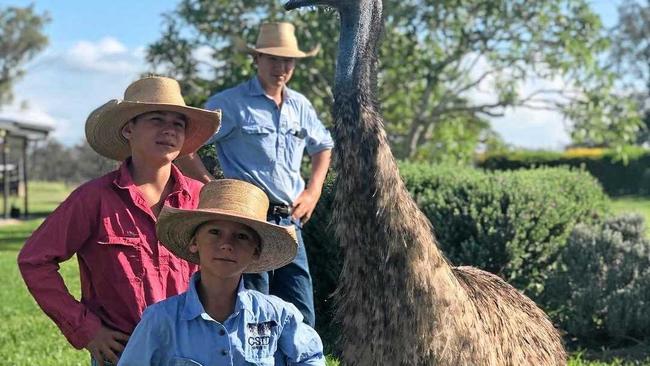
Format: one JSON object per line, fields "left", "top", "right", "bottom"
{"left": 478, "top": 147, "right": 650, "bottom": 196}
{"left": 303, "top": 163, "right": 607, "bottom": 348}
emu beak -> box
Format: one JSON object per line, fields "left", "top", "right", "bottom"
{"left": 285, "top": 0, "right": 329, "bottom": 11}
{"left": 285, "top": 0, "right": 311, "bottom": 10}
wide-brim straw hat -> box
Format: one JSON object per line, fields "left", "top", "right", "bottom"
{"left": 157, "top": 179, "right": 298, "bottom": 273}
{"left": 85, "top": 76, "right": 221, "bottom": 161}
{"left": 242, "top": 22, "right": 320, "bottom": 58}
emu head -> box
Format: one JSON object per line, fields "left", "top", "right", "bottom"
{"left": 285, "top": 0, "right": 381, "bottom": 91}
{"left": 285, "top": 0, "right": 359, "bottom": 12}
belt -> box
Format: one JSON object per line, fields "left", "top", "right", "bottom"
{"left": 268, "top": 203, "right": 292, "bottom": 217}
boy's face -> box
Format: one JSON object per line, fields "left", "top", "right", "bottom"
{"left": 190, "top": 219, "right": 261, "bottom": 279}
{"left": 121, "top": 111, "right": 187, "bottom": 164}
{"left": 254, "top": 53, "right": 296, "bottom": 91}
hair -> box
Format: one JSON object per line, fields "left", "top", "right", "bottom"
{"left": 129, "top": 110, "right": 188, "bottom": 125}
{"left": 191, "top": 220, "right": 262, "bottom": 255}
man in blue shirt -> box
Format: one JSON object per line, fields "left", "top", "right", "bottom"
{"left": 118, "top": 179, "right": 325, "bottom": 365}
{"left": 177, "top": 22, "right": 333, "bottom": 328}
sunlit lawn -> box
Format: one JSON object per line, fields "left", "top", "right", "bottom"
{"left": 1, "top": 182, "right": 649, "bottom": 365}
{"left": 0, "top": 182, "right": 87, "bottom": 365}
{"left": 611, "top": 196, "right": 650, "bottom": 235}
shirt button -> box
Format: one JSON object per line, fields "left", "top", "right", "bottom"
{"left": 221, "top": 349, "right": 228, "bottom": 356}
{"left": 219, "top": 329, "right": 226, "bottom": 336}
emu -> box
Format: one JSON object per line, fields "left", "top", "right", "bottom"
{"left": 285, "top": 0, "right": 567, "bottom": 365}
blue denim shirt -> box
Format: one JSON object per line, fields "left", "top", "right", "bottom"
{"left": 118, "top": 272, "right": 325, "bottom": 366}
{"left": 204, "top": 77, "right": 334, "bottom": 205}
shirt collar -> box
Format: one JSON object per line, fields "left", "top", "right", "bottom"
{"left": 169, "top": 162, "right": 192, "bottom": 196}
{"left": 249, "top": 76, "right": 293, "bottom": 102}
{"left": 113, "top": 158, "right": 136, "bottom": 190}
{"left": 181, "top": 272, "right": 253, "bottom": 321}
{"left": 112, "top": 158, "right": 191, "bottom": 197}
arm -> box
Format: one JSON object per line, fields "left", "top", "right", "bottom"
{"left": 291, "top": 149, "right": 331, "bottom": 223}
{"left": 175, "top": 92, "right": 237, "bottom": 183}
{"left": 17, "top": 188, "right": 129, "bottom": 360}
{"left": 277, "top": 305, "right": 326, "bottom": 366}
{"left": 175, "top": 152, "right": 215, "bottom": 184}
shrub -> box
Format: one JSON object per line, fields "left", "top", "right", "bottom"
{"left": 401, "top": 163, "right": 607, "bottom": 294}
{"left": 479, "top": 146, "right": 650, "bottom": 196}
{"left": 543, "top": 214, "right": 650, "bottom": 344}
{"left": 304, "top": 163, "right": 607, "bottom": 347}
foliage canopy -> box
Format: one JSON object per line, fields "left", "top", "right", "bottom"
{"left": 147, "top": 0, "right": 641, "bottom": 159}
{"left": 0, "top": 5, "right": 49, "bottom": 106}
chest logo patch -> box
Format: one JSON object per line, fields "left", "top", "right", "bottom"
{"left": 246, "top": 321, "right": 277, "bottom": 348}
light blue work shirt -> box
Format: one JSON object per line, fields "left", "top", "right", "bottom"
{"left": 118, "top": 272, "right": 325, "bottom": 366}
{"left": 204, "top": 77, "right": 334, "bottom": 205}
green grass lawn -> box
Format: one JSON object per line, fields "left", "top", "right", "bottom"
{"left": 0, "top": 181, "right": 87, "bottom": 365}
{"left": 611, "top": 196, "right": 650, "bottom": 234}
{"left": 1, "top": 182, "right": 649, "bottom": 365}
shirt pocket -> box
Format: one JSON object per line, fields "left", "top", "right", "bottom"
{"left": 96, "top": 235, "right": 144, "bottom": 281}
{"left": 239, "top": 118, "right": 276, "bottom": 168}
{"left": 284, "top": 123, "right": 307, "bottom": 173}
{"left": 170, "top": 357, "right": 203, "bottom": 366}
{"left": 244, "top": 322, "right": 279, "bottom": 363}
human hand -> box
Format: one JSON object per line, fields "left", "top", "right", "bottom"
{"left": 291, "top": 188, "right": 321, "bottom": 224}
{"left": 85, "top": 325, "right": 130, "bottom": 365}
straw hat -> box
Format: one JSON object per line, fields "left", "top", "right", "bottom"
{"left": 85, "top": 76, "right": 221, "bottom": 161}
{"left": 156, "top": 179, "right": 298, "bottom": 273}
{"left": 243, "top": 22, "right": 320, "bottom": 58}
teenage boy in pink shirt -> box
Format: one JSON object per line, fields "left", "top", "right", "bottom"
{"left": 17, "top": 76, "right": 221, "bottom": 365}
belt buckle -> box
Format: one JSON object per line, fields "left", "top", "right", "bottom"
{"left": 271, "top": 204, "right": 291, "bottom": 216}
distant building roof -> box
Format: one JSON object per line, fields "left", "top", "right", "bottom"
{"left": 0, "top": 117, "right": 53, "bottom": 140}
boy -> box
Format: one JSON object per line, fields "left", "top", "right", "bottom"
{"left": 118, "top": 179, "right": 325, "bottom": 365}
{"left": 176, "top": 22, "right": 334, "bottom": 327}
{"left": 17, "top": 76, "right": 221, "bottom": 365}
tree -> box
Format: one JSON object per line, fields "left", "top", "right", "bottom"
{"left": 147, "top": 0, "right": 640, "bottom": 160}
{"left": 29, "top": 139, "right": 116, "bottom": 183}
{"left": 29, "top": 139, "right": 74, "bottom": 182}
{"left": 70, "top": 142, "right": 118, "bottom": 182}
{"left": 610, "top": 0, "right": 650, "bottom": 145}
{"left": 0, "top": 5, "right": 49, "bottom": 106}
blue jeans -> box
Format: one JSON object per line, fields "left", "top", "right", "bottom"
{"left": 244, "top": 214, "right": 315, "bottom": 327}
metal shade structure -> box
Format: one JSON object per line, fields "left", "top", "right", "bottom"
{"left": 0, "top": 116, "right": 53, "bottom": 219}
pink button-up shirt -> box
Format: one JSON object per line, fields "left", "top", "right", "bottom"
{"left": 18, "top": 161, "right": 202, "bottom": 349}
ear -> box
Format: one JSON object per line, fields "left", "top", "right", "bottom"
{"left": 252, "top": 245, "right": 261, "bottom": 260}
{"left": 189, "top": 241, "right": 199, "bottom": 254}
{"left": 121, "top": 121, "right": 134, "bottom": 140}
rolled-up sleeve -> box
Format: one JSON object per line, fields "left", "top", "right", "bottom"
{"left": 278, "top": 303, "right": 325, "bottom": 366}
{"left": 302, "top": 102, "right": 333, "bottom": 156}
{"left": 17, "top": 188, "right": 101, "bottom": 349}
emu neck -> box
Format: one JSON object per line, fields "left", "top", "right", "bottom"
{"left": 335, "top": 2, "right": 380, "bottom": 95}
{"left": 329, "top": 2, "right": 471, "bottom": 364}
{"left": 332, "top": 1, "right": 449, "bottom": 272}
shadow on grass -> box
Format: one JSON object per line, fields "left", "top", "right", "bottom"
{"left": 0, "top": 238, "right": 27, "bottom": 252}
{"left": 573, "top": 342, "right": 650, "bottom": 364}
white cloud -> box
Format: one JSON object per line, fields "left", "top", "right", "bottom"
{"left": 8, "top": 36, "right": 150, "bottom": 145}
{"left": 458, "top": 53, "right": 574, "bottom": 150}
{"left": 491, "top": 108, "right": 571, "bottom": 150}
{"left": 193, "top": 45, "right": 224, "bottom": 78}
{"left": 64, "top": 37, "right": 140, "bottom": 74}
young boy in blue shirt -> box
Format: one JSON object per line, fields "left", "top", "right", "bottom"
{"left": 118, "top": 179, "right": 325, "bottom": 366}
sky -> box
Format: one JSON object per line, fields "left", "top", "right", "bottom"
{"left": 0, "top": 0, "right": 624, "bottom": 149}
